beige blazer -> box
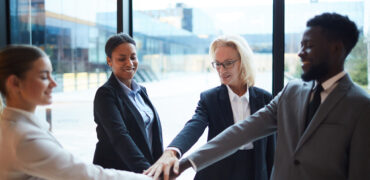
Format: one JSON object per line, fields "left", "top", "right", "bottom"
{"left": 187, "top": 74, "right": 370, "bottom": 180}
{"left": 0, "top": 107, "right": 151, "bottom": 180}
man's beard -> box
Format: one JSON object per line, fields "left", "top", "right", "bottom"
{"left": 301, "top": 61, "right": 329, "bottom": 82}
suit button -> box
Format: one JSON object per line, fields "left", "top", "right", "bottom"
{"left": 294, "top": 159, "right": 300, "bottom": 165}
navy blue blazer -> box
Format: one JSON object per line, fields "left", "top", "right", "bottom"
{"left": 93, "top": 74, "right": 163, "bottom": 173}
{"left": 170, "top": 85, "right": 275, "bottom": 180}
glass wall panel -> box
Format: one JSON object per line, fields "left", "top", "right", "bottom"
{"left": 133, "top": 1, "right": 273, "bottom": 179}
{"left": 284, "top": 0, "right": 369, "bottom": 94}
{"left": 9, "top": 0, "right": 117, "bottom": 162}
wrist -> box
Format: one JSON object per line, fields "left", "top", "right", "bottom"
{"left": 179, "top": 158, "right": 191, "bottom": 173}
{"left": 165, "top": 149, "right": 180, "bottom": 158}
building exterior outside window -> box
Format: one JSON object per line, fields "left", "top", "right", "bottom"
{"left": 10, "top": 0, "right": 117, "bottom": 92}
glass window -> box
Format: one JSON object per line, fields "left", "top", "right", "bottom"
{"left": 133, "top": 1, "right": 273, "bottom": 179}
{"left": 9, "top": 0, "right": 117, "bottom": 162}
{"left": 284, "top": 0, "right": 369, "bottom": 94}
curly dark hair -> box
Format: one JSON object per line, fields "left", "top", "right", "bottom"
{"left": 307, "top": 12, "right": 359, "bottom": 56}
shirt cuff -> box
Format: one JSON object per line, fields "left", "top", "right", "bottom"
{"left": 166, "top": 147, "right": 182, "bottom": 158}
{"left": 187, "top": 157, "right": 198, "bottom": 172}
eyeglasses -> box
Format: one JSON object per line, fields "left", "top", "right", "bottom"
{"left": 211, "top": 60, "right": 239, "bottom": 69}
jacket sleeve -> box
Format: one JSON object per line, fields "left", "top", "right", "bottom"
{"left": 187, "top": 90, "right": 281, "bottom": 171}
{"left": 94, "top": 87, "right": 151, "bottom": 172}
{"left": 16, "top": 130, "right": 151, "bottom": 180}
{"left": 168, "top": 92, "right": 209, "bottom": 155}
{"left": 263, "top": 91, "right": 276, "bottom": 178}
{"left": 265, "top": 131, "right": 276, "bottom": 178}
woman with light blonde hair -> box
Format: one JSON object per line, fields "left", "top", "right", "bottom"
{"left": 209, "top": 34, "right": 256, "bottom": 89}
{"left": 145, "top": 35, "right": 276, "bottom": 180}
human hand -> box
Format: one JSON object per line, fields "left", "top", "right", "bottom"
{"left": 143, "top": 149, "right": 179, "bottom": 180}
{"left": 165, "top": 158, "right": 192, "bottom": 180}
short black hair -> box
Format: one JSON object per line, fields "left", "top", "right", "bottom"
{"left": 105, "top": 33, "right": 136, "bottom": 58}
{"left": 307, "top": 12, "right": 359, "bottom": 56}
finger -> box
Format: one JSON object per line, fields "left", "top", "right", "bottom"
{"left": 145, "top": 165, "right": 158, "bottom": 176}
{"left": 173, "top": 160, "right": 179, "bottom": 174}
{"left": 152, "top": 174, "right": 160, "bottom": 180}
{"left": 152, "top": 165, "right": 164, "bottom": 180}
{"left": 163, "top": 163, "right": 172, "bottom": 180}
{"left": 143, "top": 167, "right": 150, "bottom": 175}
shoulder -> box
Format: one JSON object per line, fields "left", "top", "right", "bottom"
{"left": 0, "top": 111, "right": 43, "bottom": 146}
{"left": 280, "top": 79, "right": 311, "bottom": 97}
{"left": 95, "top": 80, "right": 117, "bottom": 97}
{"left": 93, "top": 83, "right": 120, "bottom": 108}
{"left": 249, "top": 86, "right": 273, "bottom": 105}
{"left": 285, "top": 79, "right": 308, "bottom": 89}
{"left": 95, "top": 73, "right": 121, "bottom": 94}
{"left": 200, "top": 84, "right": 225, "bottom": 97}
{"left": 139, "top": 84, "right": 147, "bottom": 94}
{"left": 332, "top": 75, "right": 370, "bottom": 106}
{"left": 250, "top": 86, "right": 272, "bottom": 97}
{"left": 346, "top": 83, "right": 370, "bottom": 106}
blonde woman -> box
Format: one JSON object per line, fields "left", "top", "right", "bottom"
{"left": 145, "top": 35, "right": 275, "bottom": 180}
{"left": 0, "top": 45, "right": 151, "bottom": 180}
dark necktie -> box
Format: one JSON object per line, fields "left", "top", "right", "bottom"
{"left": 305, "top": 84, "right": 323, "bottom": 129}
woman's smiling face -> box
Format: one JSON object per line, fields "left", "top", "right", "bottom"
{"left": 107, "top": 43, "right": 138, "bottom": 87}
{"left": 17, "top": 57, "right": 57, "bottom": 109}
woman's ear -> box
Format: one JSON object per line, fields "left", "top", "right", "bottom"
{"left": 5, "top": 75, "right": 21, "bottom": 93}
{"left": 106, "top": 57, "right": 112, "bottom": 67}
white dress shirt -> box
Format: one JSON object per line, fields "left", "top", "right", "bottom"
{"left": 226, "top": 85, "right": 254, "bottom": 150}
{"left": 311, "top": 71, "right": 346, "bottom": 103}
{"left": 168, "top": 84, "right": 255, "bottom": 159}
{"left": 187, "top": 85, "right": 256, "bottom": 171}
{"left": 0, "top": 107, "right": 150, "bottom": 180}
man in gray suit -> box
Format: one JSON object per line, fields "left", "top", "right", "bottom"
{"left": 146, "top": 13, "right": 370, "bottom": 180}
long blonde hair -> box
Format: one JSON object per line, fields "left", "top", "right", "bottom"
{"left": 209, "top": 35, "right": 256, "bottom": 88}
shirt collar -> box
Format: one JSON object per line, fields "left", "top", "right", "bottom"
{"left": 315, "top": 71, "right": 346, "bottom": 91}
{"left": 226, "top": 85, "right": 249, "bottom": 102}
{"left": 114, "top": 75, "right": 141, "bottom": 95}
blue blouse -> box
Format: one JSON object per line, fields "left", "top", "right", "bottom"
{"left": 114, "top": 75, "right": 154, "bottom": 149}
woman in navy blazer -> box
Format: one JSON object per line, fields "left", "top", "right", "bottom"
{"left": 0, "top": 45, "right": 151, "bottom": 180}
{"left": 93, "top": 33, "right": 163, "bottom": 173}
{"left": 145, "top": 35, "right": 275, "bottom": 180}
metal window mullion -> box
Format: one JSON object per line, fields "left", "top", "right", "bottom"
{"left": 0, "top": 0, "right": 10, "bottom": 48}
{"left": 117, "top": 0, "right": 132, "bottom": 36}
{"left": 272, "top": 0, "right": 285, "bottom": 96}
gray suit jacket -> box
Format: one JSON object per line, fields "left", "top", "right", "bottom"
{"left": 187, "top": 74, "right": 370, "bottom": 180}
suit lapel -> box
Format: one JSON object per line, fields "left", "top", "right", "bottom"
{"left": 248, "top": 87, "right": 260, "bottom": 114}
{"left": 295, "top": 75, "right": 352, "bottom": 151}
{"left": 139, "top": 89, "right": 163, "bottom": 156}
{"left": 118, "top": 92, "right": 149, "bottom": 144}
{"left": 109, "top": 75, "right": 152, "bottom": 155}
{"left": 218, "top": 85, "right": 234, "bottom": 128}
{"left": 297, "top": 81, "right": 314, "bottom": 137}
